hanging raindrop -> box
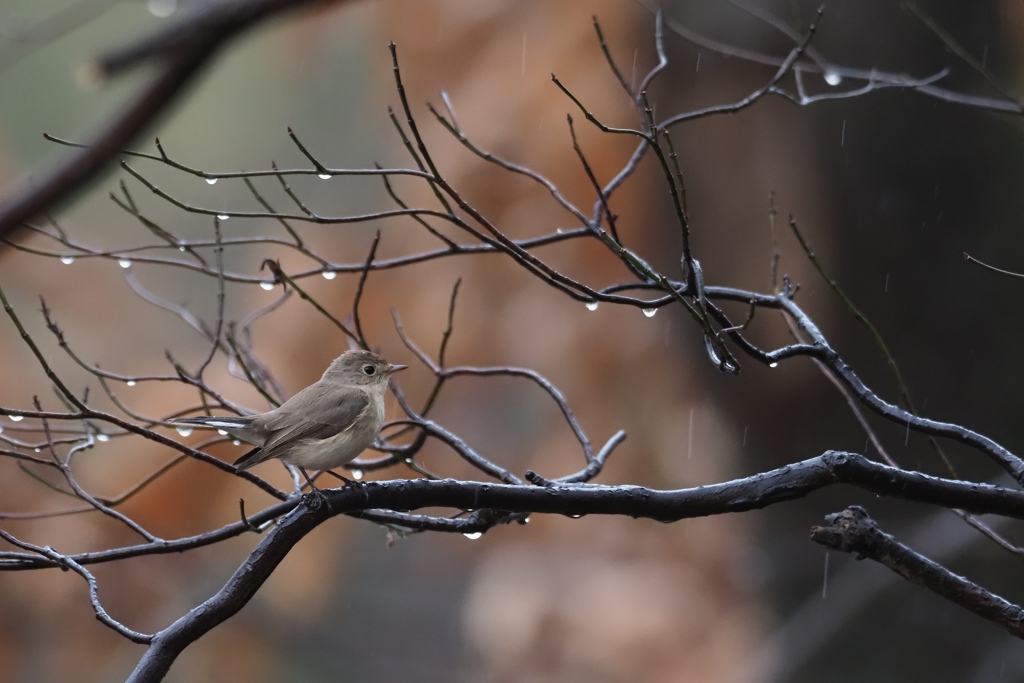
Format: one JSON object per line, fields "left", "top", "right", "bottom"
{"left": 147, "top": 0, "right": 176, "bottom": 18}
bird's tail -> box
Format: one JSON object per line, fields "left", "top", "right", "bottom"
{"left": 169, "top": 415, "right": 254, "bottom": 431}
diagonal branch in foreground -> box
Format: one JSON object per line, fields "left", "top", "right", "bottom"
{"left": 811, "top": 506, "right": 1024, "bottom": 639}
{"left": 0, "top": 0, "right": 349, "bottom": 244}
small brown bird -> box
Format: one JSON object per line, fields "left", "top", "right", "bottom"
{"left": 170, "top": 350, "right": 406, "bottom": 498}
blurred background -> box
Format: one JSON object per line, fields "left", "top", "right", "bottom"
{"left": 0, "top": 0, "right": 1023, "bottom": 681}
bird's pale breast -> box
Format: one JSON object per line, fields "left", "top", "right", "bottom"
{"left": 279, "top": 392, "right": 385, "bottom": 470}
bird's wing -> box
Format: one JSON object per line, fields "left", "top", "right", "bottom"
{"left": 234, "top": 383, "right": 370, "bottom": 470}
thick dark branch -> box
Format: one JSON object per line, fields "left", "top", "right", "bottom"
{"left": 114, "top": 450, "right": 1024, "bottom": 680}
{"left": 6, "top": 446, "right": 1024, "bottom": 573}
{"left": 811, "top": 506, "right": 1024, "bottom": 639}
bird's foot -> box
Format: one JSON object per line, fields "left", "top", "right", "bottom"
{"left": 324, "top": 469, "right": 366, "bottom": 490}
{"left": 301, "top": 487, "right": 329, "bottom": 511}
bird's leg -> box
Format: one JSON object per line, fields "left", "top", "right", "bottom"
{"left": 299, "top": 467, "right": 329, "bottom": 510}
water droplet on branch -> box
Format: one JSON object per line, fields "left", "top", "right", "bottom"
{"left": 126, "top": 380, "right": 137, "bottom": 387}
{"left": 260, "top": 282, "right": 275, "bottom": 291}
{"left": 318, "top": 174, "right": 332, "bottom": 180}
{"left": 118, "top": 259, "right": 132, "bottom": 269}
{"left": 205, "top": 177, "right": 218, "bottom": 185}
{"left": 350, "top": 469, "right": 364, "bottom": 481}
{"left": 823, "top": 70, "right": 842, "bottom": 86}
{"left": 463, "top": 532, "right": 483, "bottom": 540}
{"left": 585, "top": 301, "right": 599, "bottom": 311}
{"left": 642, "top": 307, "right": 657, "bottom": 317}
{"left": 147, "top": 0, "right": 177, "bottom": 18}
{"left": 322, "top": 270, "right": 337, "bottom": 280}
{"left": 9, "top": 415, "right": 24, "bottom": 422}
{"left": 97, "top": 433, "right": 110, "bottom": 442}
{"left": 60, "top": 256, "right": 75, "bottom": 265}
{"left": 175, "top": 426, "right": 193, "bottom": 437}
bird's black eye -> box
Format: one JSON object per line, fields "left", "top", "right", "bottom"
{"left": 363, "top": 365, "right": 376, "bottom": 376}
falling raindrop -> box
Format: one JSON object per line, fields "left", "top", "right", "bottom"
{"left": 322, "top": 270, "right": 337, "bottom": 280}
{"left": 217, "top": 429, "right": 228, "bottom": 436}
{"left": 463, "top": 532, "right": 483, "bottom": 540}
{"left": 585, "top": 301, "right": 599, "bottom": 311}
{"left": 318, "top": 173, "right": 332, "bottom": 180}
{"left": 97, "top": 433, "right": 110, "bottom": 442}
{"left": 217, "top": 214, "right": 229, "bottom": 221}
{"left": 9, "top": 415, "right": 24, "bottom": 422}
{"left": 147, "top": 0, "right": 176, "bottom": 18}
{"left": 175, "top": 426, "right": 193, "bottom": 437}
{"left": 642, "top": 307, "right": 657, "bottom": 318}
{"left": 687, "top": 407, "right": 694, "bottom": 459}
{"left": 260, "top": 282, "right": 275, "bottom": 291}
{"left": 60, "top": 256, "right": 75, "bottom": 265}
{"left": 823, "top": 70, "right": 842, "bottom": 86}
{"left": 126, "top": 380, "right": 137, "bottom": 387}
{"left": 351, "top": 469, "right": 364, "bottom": 481}
{"left": 118, "top": 258, "right": 132, "bottom": 269}
{"left": 205, "top": 177, "right": 218, "bottom": 185}
{"left": 769, "top": 362, "right": 778, "bottom": 368}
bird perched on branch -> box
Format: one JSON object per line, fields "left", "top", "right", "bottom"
{"left": 170, "top": 349, "right": 406, "bottom": 505}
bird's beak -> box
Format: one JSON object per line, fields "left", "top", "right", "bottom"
{"left": 389, "top": 364, "right": 408, "bottom": 373}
